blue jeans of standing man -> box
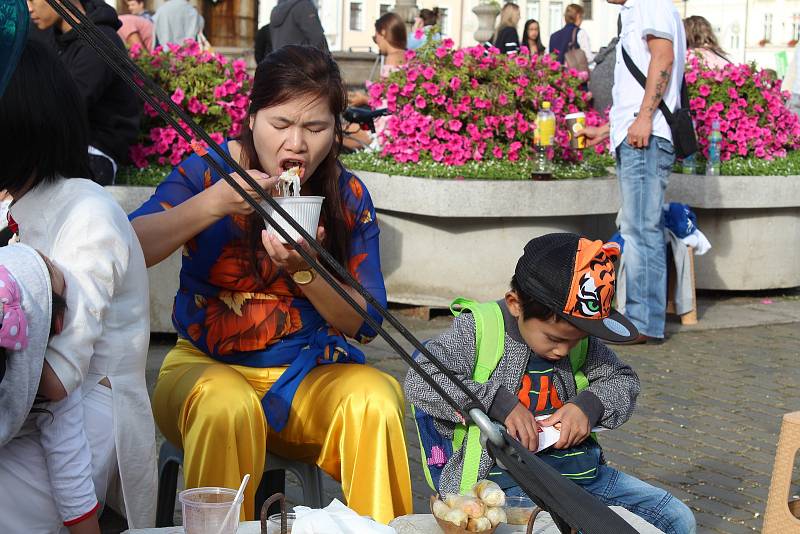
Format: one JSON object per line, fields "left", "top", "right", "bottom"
{"left": 616, "top": 136, "right": 675, "bottom": 338}
{"left": 506, "top": 464, "right": 696, "bottom": 534}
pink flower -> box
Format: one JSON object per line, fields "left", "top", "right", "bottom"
{"left": 449, "top": 77, "right": 461, "bottom": 91}
{"left": 171, "top": 87, "right": 185, "bottom": 105}
{"left": 434, "top": 47, "right": 448, "bottom": 59}
{"left": 414, "top": 95, "right": 427, "bottom": 109}
{"left": 187, "top": 97, "right": 208, "bottom": 114}
{"left": 498, "top": 94, "right": 509, "bottom": 106}
{"left": 414, "top": 28, "right": 424, "bottom": 39}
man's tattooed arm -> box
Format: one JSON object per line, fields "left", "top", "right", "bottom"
{"left": 648, "top": 69, "right": 671, "bottom": 113}
{"left": 637, "top": 37, "right": 674, "bottom": 120}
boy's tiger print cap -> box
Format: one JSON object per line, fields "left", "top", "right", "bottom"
{"left": 514, "top": 233, "right": 639, "bottom": 343}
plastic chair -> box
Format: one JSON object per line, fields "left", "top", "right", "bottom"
{"left": 155, "top": 440, "right": 325, "bottom": 527}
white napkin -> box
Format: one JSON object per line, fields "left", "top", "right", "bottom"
{"left": 292, "top": 499, "right": 396, "bottom": 534}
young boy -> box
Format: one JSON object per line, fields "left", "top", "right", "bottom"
{"left": 404, "top": 233, "right": 696, "bottom": 534}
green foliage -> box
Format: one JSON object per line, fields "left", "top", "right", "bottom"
{"left": 341, "top": 151, "right": 614, "bottom": 180}
{"left": 116, "top": 164, "right": 172, "bottom": 187}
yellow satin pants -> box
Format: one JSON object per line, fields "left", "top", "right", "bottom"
{"left": 152, "top": 339, "right": 413, "bottom": 523}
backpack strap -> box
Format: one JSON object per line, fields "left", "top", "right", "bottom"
{"left": 449, "top": 297, "right": 505, "bottom": 494}
{"left": 569, "top": 337, "right": 590, "bottom": 393}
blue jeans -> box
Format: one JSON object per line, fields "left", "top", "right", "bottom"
{"left": 616, "top": 136, "right": 675, "bottom": 338}
{"left": 506, "top": 464, "right": 696, "bottom": 534}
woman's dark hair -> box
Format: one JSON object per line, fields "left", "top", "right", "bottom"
{"left": 510, "top": 275, "right": 557, "bottom": 321}
{"left": 0, "top": 40, "right": 90, "bottom": 194}
{"left": 522, "top": 19, "right": 546, "bottom": 55}
{"left": 419, "top": 8, "right": 439, "bottom": 27}
{"left": 375, "top": 12, "right": 407, "bottom": 50}
{"left": 239, "top": 45, "right": 350, "bottom": 283}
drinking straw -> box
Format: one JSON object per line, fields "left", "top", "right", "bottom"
{"left": 216, "top": 474, "right": 250, "bottom": 534}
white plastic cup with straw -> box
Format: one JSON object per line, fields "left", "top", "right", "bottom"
{"left": 215, "top": 474, "right": 250, "bottom": 534}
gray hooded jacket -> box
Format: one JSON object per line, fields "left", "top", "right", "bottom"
{"left": 403, "top": 300, "right": 640, "bottom": 494}
{"left": 269, "top": 0, "right": 328, "bottom": 52}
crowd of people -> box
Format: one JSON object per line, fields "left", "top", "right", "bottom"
{"left": 0, "top": 0, "right": 782, "bottom": 533}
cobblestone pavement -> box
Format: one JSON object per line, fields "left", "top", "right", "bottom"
{"left": 130, "top": 315, "right": 800, "bottom": 534}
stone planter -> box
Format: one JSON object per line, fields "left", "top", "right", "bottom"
{"left": 106, "top": 172, "right": 800, "bottom": 329}
{"left": 472, "top": 3, "right": 500, "bottom": 44}
{"left": 357, "top": 171, "right": 800, "bottom": 307}
{"left": 107, "top": 186, "right": 180, "bottom": 333}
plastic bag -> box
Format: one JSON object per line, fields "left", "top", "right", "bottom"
{"left": 292, "top": 499, "right": 397, "bottom": 534}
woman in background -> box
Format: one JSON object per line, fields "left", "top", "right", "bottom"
{"left": 493, "top": 2, "right": 521, "bottom": 54}
{"left": 684, "top": 15, "right": 730, "bottom": 69}
{"left": 407, "top": 8, "right": 441, "bottom": 50}
{"left": 521, "top": 19, "right": 545, "bottom": 55}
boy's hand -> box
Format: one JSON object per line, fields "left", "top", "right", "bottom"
{"left": 504, "top": 403, "right": 539, "bottom": 452}
{"left": 539, "top": 404, "right": 590, "bottom": 449}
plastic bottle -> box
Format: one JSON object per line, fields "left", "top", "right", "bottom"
{"left": 682, "top": 154, "right": 696, "bottom": 175}
{"left": 706, "top": 120, "right": 722, "bottom": 177}
{"left": 533, "top": 101, "right": 555, "bottom": 180}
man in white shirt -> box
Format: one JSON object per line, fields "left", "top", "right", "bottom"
{"left": 583, "top": 0, "right": 687, "bottom": 344}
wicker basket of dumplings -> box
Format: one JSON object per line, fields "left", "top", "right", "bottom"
{"left": 430, "top": 480, "right": 509, "bottom": 533}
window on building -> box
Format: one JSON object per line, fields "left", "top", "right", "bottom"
{"left": 582, "top": 0, "right": 593, "bottom": 20}
{"left": 350, "top": 2, "right": 363, "bottom": 32}
{"left": 439, "top": 7, "right": 449, "bottom": 34}
{"left": 792, "top": 13, "right": 800, "bottom": 41}
{"left": 763, "top": 13, "right": 773, "bottom": 42}
{"left": 526, "top": 1, "right": 540, "bottom": 21}
{"left": 379, "top": 4, "right": 392, "bottom": 17}
{"left": 549, "top": 2, "right": 563, "bottom": 33}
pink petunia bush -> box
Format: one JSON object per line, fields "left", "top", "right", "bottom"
{"left": 686, "top": 54, "right": 800, "bottom": 160}
{"left": 367, "top": 39, "right": 606, "bottom": 166}
{"left": 129, "top": 40, "right": 252, "bottom": 168}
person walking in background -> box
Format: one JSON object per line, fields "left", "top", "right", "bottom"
{"left": 126, "top": 0, "right": 153, "bottom": 21}
{"left": 269, "top": 0, "right": 328, "bottom": 52}
{"left": 407, "top": 8, "right": 441, "bottom": 50}
{"left": 493, "top": 3, "right": 521, "bottom": 54}
{"left": 581, "top": 0, "right": 687, "bottom": 344}
{"left": 118, "top": 13, "right": 154, "bottom": 50}
{"left": 373, "top": 12, "right": 407, "bottom": 76}
{"left": 521, "top": 19, "right": 546, "bottom": 55}
{"left": 549, "top": 4, "right": 594, "bottom": 65}
{"left": 152, "top": 0, "right": 204, "bottom": 46}
{"left": 26, "top": 0, "right": 140, "bottom": 185}
{"left": 684, "top": 16, "right": 730, "bottom": 69}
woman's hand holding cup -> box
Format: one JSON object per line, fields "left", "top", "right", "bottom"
{"left": 262, "top": 225, "right": 325, "bottom": 274}
{"left": 207, "top": 170, "right": 277, "bottom": 218}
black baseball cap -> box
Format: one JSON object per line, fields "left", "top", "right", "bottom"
{"left": 514, "top": 233, "right": 638, "bottom": 343}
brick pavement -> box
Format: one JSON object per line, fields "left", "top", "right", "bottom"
{"left": 119, "top": 318, "right": 800, "bottom": 533}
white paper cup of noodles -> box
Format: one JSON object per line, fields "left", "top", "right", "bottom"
{"left": 179, "top": 486, "right": 241, "bottom": 534}
{"left": 261, "top": 196, "right": 324, "bottom": 244}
